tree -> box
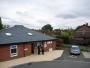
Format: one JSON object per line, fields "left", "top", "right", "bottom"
{"left": 0, "top": 17, "right": 4, "bottom": 30}
{"left": 41, "top": 24, "right": 53, "bottom": 34}
{"left": 56, "top": 32, "right": 70, "bottom": 44}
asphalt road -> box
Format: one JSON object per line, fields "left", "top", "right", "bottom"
{"left": 12, "top": 60, "right": 90, "bottom": 68}
{"left": 12, "top": 48, "right": 90, "bottom": 68}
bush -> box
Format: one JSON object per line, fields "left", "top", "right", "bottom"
{"left": 56, "top": 44, "right": 70, "bottom": 50}
{"left": 56, "top": 35, "right": 70, "bottom": 44}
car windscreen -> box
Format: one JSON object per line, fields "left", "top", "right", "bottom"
{"left": 71, "top": 47, "right": 79, "bottom": 50}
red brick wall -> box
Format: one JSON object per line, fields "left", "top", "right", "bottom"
{"left": 24, "top": 43, "right": 32, "bottom": 56}
{"left": 18, "top": 43, "right": 32, "bottom": 57}
{"left": 0, "top": 45, "right": 10, "bottom": 61}
{"left": 0, "top": 43, "right": 32, "bottom": 61}
{"left": 18, "top": 44, "right": 24, "bottom": 58}
{"left": 0, "top": 41, "right": 56, "bottom": 61}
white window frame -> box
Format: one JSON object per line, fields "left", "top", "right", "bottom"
{"left": 10, "top": 45, "right": 18, "bottom": 57}
{"left": 44, "top": 42, "right": 47, "bottom": 48}
{"left": 47, "top": 41, "right": 50, "bottom": 44}
{"left": 47, "top": 41, "right": 52, "bottom": 44}
{"left": 44, "top": 44, "right": 47, "bottom": 48}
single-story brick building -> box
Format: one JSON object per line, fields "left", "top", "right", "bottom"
{"left": 0, "top": 25, "right": 57, "bottom": 61}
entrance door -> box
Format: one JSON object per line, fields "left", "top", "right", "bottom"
{"left": 31, "top": 43, "right": 34, "bottom": 54}
{"left": 32, "top": 42, "right": 42, "bottom": 54}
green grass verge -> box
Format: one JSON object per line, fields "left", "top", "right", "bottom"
{"left": 56, "top": 44, "right": 70, "bottom": 50}
{"left": 80, "top": 46, "right": 90, "bottom": 52}
{"left": 56, "top": 44, "right": 90, "bottom": 52}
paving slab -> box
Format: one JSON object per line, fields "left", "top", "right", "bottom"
{"left": 82, "top": 52, "right": 90, "bottom": 58}
{"left": 0, "top": 50, "right": 64, "bottom": 68}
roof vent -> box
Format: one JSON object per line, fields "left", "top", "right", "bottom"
{"left": 28, "top": 33, "right": 32, "bottom": 36}
{"left": 5, "top": 33, "right": 12, "bottom": 36}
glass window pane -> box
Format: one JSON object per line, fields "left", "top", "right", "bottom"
{"left": 11, "top": 49, "right": 16, "bottom": 53}
{"left": 11, "top": 45, "right": 16, "bottom": 49}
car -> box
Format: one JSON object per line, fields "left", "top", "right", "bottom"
{"left": 70, "top": 45, "right": 80, "bottom": 55}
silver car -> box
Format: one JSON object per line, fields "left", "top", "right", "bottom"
{"left": 70, "top": 45, "right": 80, "bottom": 55}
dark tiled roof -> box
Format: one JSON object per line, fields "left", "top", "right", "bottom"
{"left": 0, "top": 25, "right": 56, "bottom": 45}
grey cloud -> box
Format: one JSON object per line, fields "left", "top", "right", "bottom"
{"left": 73, "top": 11, "right": 90, "bottom": 18}
{"left": 56, "top": 14, "right": 78, "bottom": 19}
{"left": 0, "top": 0, "right": 90, "bottom": 29}
{"left": 16, "top": 12, "right": 28, "bottom": 16}
{"left": 56, "top": 0, "right": 90, "bottom": 19}
{"left": 37, "top": 20, "right": 48, "bottom": 24}
{"left": 71, "top": 0, "right": 90, "bottom": 18}
{"left": 3, "top": 18, "right": 36, "bottom": 28}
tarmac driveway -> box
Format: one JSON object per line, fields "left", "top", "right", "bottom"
{"left": 55, "top": 48, "right": 90, "bottom": 62}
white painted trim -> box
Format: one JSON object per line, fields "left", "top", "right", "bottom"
{"left": 47, "top": 41, "right": 53, "bottom": 44}
{"left": 10, "top": 45, "right": 18, "bottom": 57}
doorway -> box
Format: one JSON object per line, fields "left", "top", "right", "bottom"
{"left": 31, "top": 42, "right": 43, "bottom": 55}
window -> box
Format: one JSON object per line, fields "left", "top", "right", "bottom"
{"left": 37, "top": 42, "right": 41, "bottom": 46}
{"left": 47, "top": 41, "right": 50, "bottom": 44}
{"left": 47, "top": 41, "right": 52, "bottom": 44}
{"left": 33, "top": 42, "right": 42, "bottom": 48}
{"left": 44, "top": 42, "right": 47, "bottom": 48}
{"left": 44, "top": 44, "right": 47, "bottom": 48}
{"left": 5, "top": 33, "right": 12, "bottom": 36}
{"left": 10, "top": 45, "right": 18, "bottom": 57}
{"left": 50, "top": 41, "right": 52, "bottom": 44}
{"left": 28, "top": 33, "right": 32, "bottom": 36}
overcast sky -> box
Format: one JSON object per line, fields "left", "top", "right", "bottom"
{"left": 0, "top": 0, "right": 90, "bottom": 29}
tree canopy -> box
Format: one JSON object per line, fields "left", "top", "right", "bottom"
{"left": 0, "top": 17, "right": 4, "bottom": 30}
{"left": 41, "top": 24, "right": 53, "bottom": 34}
